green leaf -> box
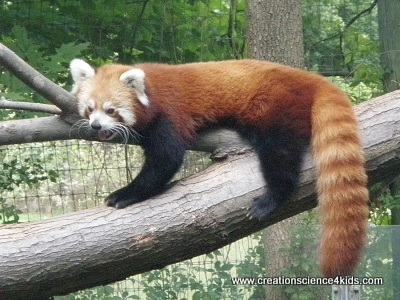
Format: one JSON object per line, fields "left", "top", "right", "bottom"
{"left": 192, "top": 291, "right": 202, "bottom": 300}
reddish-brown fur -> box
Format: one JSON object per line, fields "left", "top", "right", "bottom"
{"left": 85, "top": 60, "right": 368, "bottom": 277}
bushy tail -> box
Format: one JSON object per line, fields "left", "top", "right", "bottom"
{"left": 311, "top": 88, "right": 369, "bottom": 277}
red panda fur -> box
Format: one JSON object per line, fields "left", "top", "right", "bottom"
{"left": 71, "top": 59, "right": 369, "bottom": 277}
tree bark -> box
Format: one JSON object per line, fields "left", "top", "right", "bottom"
{"left": 246, "top": 0, "right": 304, "bottom": 67}
{"left": 0, "top": 90, "right": 400, "bottom": 299}
{"left": 378, "top": 1, "right": 400, "bottom": 297}
{"left": 378, "top": 0, "right": 400, "bottom": 92}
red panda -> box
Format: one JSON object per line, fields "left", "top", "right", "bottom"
{"left": 70, "top": 59, "right": 368, "bottom": 278}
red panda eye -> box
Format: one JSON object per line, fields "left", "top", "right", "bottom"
{"left": 106, "top": 108, "right": 115, "bottom": 115}
{"left": 87, "top": 106, "right": 93, "bottom": 113}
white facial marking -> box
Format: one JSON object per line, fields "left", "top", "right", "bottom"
{"left": 103, "top": 101, "right": 114, "bottom": 111}
{"left": 120, "top": 68, "right": 149, "bottom": 107}
{"left": 117, "top": 106, "right": 136, "bottom": 126}
{"left": 76, "top": 97, "right": 92, "bottom": 117}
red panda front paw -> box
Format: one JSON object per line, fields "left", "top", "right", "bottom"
{"left": 105, "top": 187, "right": 139, "bottom": 209}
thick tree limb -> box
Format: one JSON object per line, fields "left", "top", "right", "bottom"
{"left": 0, "top": 90, "right": 400, "bottom": 299}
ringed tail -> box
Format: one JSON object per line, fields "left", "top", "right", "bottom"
{"left": 311, "top": 87, "right": 369, "bottom": 277}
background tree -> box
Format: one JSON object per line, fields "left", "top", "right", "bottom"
{"left": 246, "top": 1, "right": 314, "bottom": 299}
{"left": 378, "top": 1, "right": 400, "bottom": 297}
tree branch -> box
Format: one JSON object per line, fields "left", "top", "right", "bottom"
{"left": 0, "top": 98, "right": 61, "bottom": 115}
{"left": 311, "top": 0, "right": 379, "bottom": 47}
{"left": 1, "top": 90, "right": 400, "bottom": 299}
{"left": 343, "top": 0, "right": 379, "bottom": 32}
{"left": 127, "top": 0, "right": 150, "bottom": 62}
{"left": 0, "top": 43, "right": 76, "bottom": 115}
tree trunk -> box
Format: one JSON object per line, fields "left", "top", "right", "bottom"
{"left": 378, "top": 1, "right": 400, "bottom": 297}
{"left": 378, "top": 1, "right": 400, "bottom": 92}
{"left": 246, "top": 0, "right": 304, "bottom": 68}
{"left": 247, "top": 1, "right": 305, "bottom": 298}
{"left": 1, "top": 90, "right": 400, "bottom": 299}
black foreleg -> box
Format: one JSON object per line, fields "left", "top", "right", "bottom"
{"left": 248, "top": 129, "right": 307, "bottom": 221}
{"left": 106, "top": 117, "right": 185, "bottom": 209}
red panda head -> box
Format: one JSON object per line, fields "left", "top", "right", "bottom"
{"left": 69, "top": 59, "right": 149, "bottom": 142}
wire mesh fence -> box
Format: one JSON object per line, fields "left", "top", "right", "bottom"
{"left": 1, "top": 141, "right": 211, "bottom": 220}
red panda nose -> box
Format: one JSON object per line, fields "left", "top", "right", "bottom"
{"left": 91, "top": 120, "right": 102, "bottom": 131}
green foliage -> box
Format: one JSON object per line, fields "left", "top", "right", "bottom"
{"left": 342, "top": 25, "right": 382, "bottom": 92}
{"left": 0, "top": 0, "right": 245, "bottom": 121}
{"left": 0, "top": 25, "right": 89, "bottom": 120}
{"left": 277, "top": 213, "right": 328, "bottom": 299}
{"left": 235, "top": 232, "right": 266, "bottom": 299}
{"left": 356, "top": 226, "right": 393, "bottom": 300}
{"left": 304, "top": 0, "right": 382, "bottom": 95}
{"left": 369, "top": 183, "right": 400, "bottom": 226}
{"left": 0, "top": 155, "right": 58, "bottom": 224}
{"left": 137, "top": 241, "right": 263, "bottom": 300}
{"left": 0, "top": 0, "right": 245, "bottom": 65}
{"left": 56, "top": 235, "right": 264, "bottom": 299}
{"left": 54, "top": 285, "right": 135, "bottom": 300}
{"left": 0, "top": 198, "right": 22, "bottom": 225}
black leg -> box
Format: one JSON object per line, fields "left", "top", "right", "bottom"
{"left": 247, "top": 129, "right": 307, "bottom": 221}
{"left": 106, "top": 117, "right": 185, "bottom": 209}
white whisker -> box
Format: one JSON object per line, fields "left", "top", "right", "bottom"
{"left": 70, "top": 119, "right": 92, "bottom": 138}
{"left": 112, "top": 123, "right": 141, "bottom": 144}
{"left": 97, "top": 122, "right": 137, "bottom": 144}
{"left": 70, "top": 119, "right": 141, "bottom": 144}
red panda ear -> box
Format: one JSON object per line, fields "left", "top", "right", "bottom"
{"left": 70, "top": 59, "right": 95, "bottom": 85}
{"left": 120, "top": 68, "right": 149, "bottom": 107}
